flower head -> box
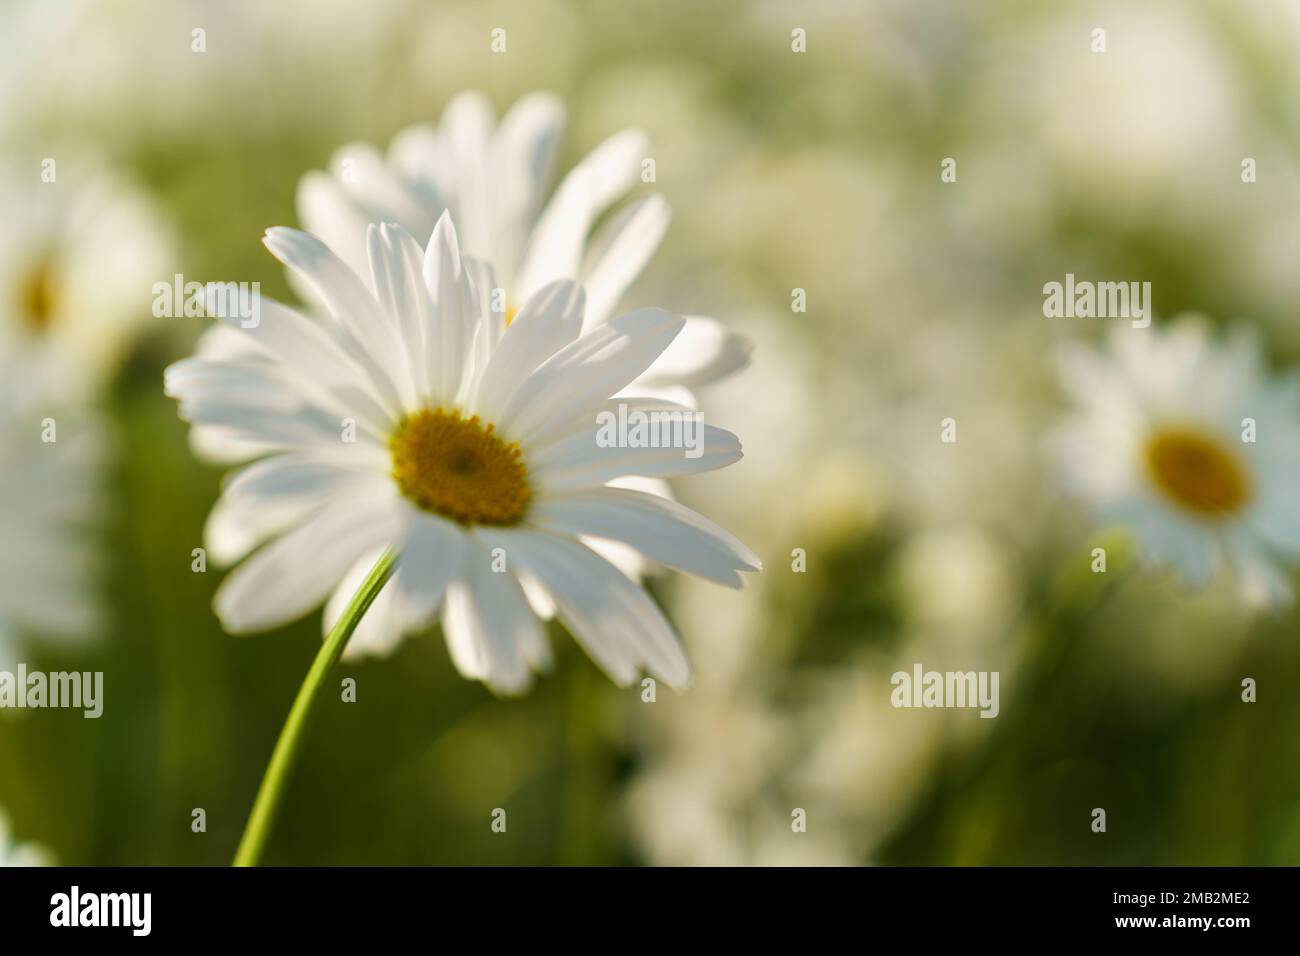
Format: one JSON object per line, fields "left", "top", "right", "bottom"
{"left": 165, "top": 213, "right": 759, "bottom": 693}
{"left": 1052, "top": 319, "right": 1300, "bottom": 606}
{"left": 0, "top": 162, "right": 174, "bottom": 398}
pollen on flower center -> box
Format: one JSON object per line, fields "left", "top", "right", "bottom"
{"left": 1144, "top": 426, "right": 1250, "bottom": 518}
{"left": 390, "top": 408, "right": 531, "bottom": 525}
{"left": 20, "top": 256, "right": 59, "bottom": 332}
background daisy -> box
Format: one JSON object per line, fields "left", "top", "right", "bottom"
{"left": 1053, "top": 319, "right": 1300, "bottom": 606}
{"left": 0, "top": 158, "right": 175, "bottom": 399}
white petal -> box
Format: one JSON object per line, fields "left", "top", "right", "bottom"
{"left": 387, "top": 125, "right": 451, "bottom": 238}
{"left": 188, "top": 424, "right": 275, "bottom": 464}
{"left": 490, "top": 92, "right": 567, "bottom": 280}
{"left": 262, "top": 227, "right": 412, "bottom": 407}
{"left": 1108, "top": 497, "right": 1218, "bottom": 588}
{"left": 515, "top": 128, "right": 649, "bottom": 300}
{"left": 579, "top": 194, "right": 669, "bottom": 327}
{"left": 479, "top": 530, "right": 692, "bottom": 690}
{"left": 213, "top": 491, "right": 401, "bottom": 633}
{"left": 206, "top": 453, "right": 378, "bottom": 564}
{"left": 498, "top": 308, "right": 684, "bottom": 447}
{"left": 204, "top": 287, "right": 400, "bottom": 429}
{"left": 535, "top": 393, "right": 696, "bottom": 446}
{"left": 296, "top": 170, "right": 372, "bottom": 279}
{"left": 392, "top": 510, "right": 466, "bottom": 626}
{"left": 530, "top": 487, "right": 760, "bottom": 587}
{"left": 194, "top": 322, "right": 263, "bottom": 362}
{"left": 608, "top": 474, "right": 674, "bottom": 500}
{"left": 472, "top": 279, "right": 585, "bottom": 421}
{"left": 531, "top": 422, "right": 743, "bottom": 492}
{"left": 165, "top": 357, "right": 388, "bottom": 455}
{"left": 614, "top": 383, "right": 698, "bottom": 411}
{"left": 326, "top": 519, "right": 463, "bottom": 663}
{"left": 367, "top": 222, "right": 435, "bottom": 398}
{"left": 437, "top": 92, "right": 496, "bottom": 260}
{"left": 440, "top": 539, "right": 546, "bottom": 694}
{"left": 464, "top": 256, "right": 505, "bottom": 380}
{"left": 581, "top": 535, "right": 653, "bottom": 582}
{"left": 422, "top": 211, "right": 480, "bottom": 404}
{"left": 329, "top": 141, "right": 439, "bottom": 246}
{"left": 636, "top": 315, "right": 752, "bottom": 389}
{"left": 518, "top": 572, "right": 557, "bottom": 620}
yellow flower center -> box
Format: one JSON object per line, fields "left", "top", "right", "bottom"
{"left": 390, "top": 408, "right": 531, "bottom": 526}
{"left": 1143, "top": 426, "right": 1250, "bottom": 519}
{"left": 505, "top": 302, "right": 518, "bottom": 327}
{"left": 20, "top": 256, "right": 59, "bottom": 332}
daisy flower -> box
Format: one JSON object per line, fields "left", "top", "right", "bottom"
{"left": 0, "top": 809, "right": 51, "bottom": 867}
{"left": 295, "top": 90, "right": 751, "bottom": 395}
{"left": 0, "top": 159, "right": 174, "bottom": 398}
{"left": 165, "top": 212, "right": 760, "bottom": 694}
{"left": 1052, "top": 319, "right": 1300, "bottom": 606}
{"left": 0, "top": 348, "right": 102, "bottom": 668}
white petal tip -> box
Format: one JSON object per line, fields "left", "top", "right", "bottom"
{"left": 664, "top": 672, "right": 693, "bottom": 694}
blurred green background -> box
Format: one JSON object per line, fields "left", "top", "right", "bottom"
{"left": 3, "top": 0, "right": 1300, "bottom": 865}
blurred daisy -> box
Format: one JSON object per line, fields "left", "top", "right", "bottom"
{"left": 0, "top": 809, "right": 52, "bottom": 867}
{"left": 164, "top": 213, "right": 759, "bottom": 693}
{"left": 0, "top": 160, "right": 174, "bottom": 398}
{"left": 1052, "top": 320, "right": 1300, "bottom": 606}
{"left": 297, "top": 90, "right": 750, "bottom": 394}
{"left": 0, "top": 349, "right": 102, "bottom": 668}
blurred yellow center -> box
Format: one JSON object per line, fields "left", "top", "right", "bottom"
{"left": 1144, "top": 427, "right": 1250, "bottom": 518}
{"left": 505, "top": 302, "right": 518, "bottom": 327}
{"left": 390, "top": 408, "right": 531, "bottom": 526}
{"left": 20, "top": 257, "right": 59, "bottom": 332}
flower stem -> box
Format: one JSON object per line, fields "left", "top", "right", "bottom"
{"left": 232, "top": 549, "right": 398, "bottom": 867}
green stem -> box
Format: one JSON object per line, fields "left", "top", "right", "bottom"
{"left": 232, "top": 549, "right": 398, "bottom": 867}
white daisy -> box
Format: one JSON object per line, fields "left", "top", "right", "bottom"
{"left": 0, "top": 348, "right": 102, "bottom": 668}
{"left": 0, "top": 808, "right": 52, "bottom": 867}
{"left": 164, "top": 213, "right": 759, "bottom": 693}
{"left": 296, "top": 90, "right": 751, "bottom": 395}
{"left": 0, "top": 160, "right": 175, "bottom": 398}
{"left": 1052, "top": 319, "right": 1300, "bottom": 606}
